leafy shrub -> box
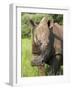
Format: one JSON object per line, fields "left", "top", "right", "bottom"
{"left": 51, "top": 14, "right": 63, "bottom": 25}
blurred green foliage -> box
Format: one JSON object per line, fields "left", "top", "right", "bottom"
{"left": 51, "top": 14, "right": 63, "bottom": 25}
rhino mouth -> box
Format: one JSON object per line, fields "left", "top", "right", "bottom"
{"left": 31, "top": 48, "right": 51, "bottom": 66}
{"left": 31, "top": 55, "right": 44, "bottom": 66}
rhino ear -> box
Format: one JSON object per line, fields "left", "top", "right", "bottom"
{"left": 48, "top": 20, "right": 54, "bottom": 29}
{"left": 48, "top": 20, "right": 51, "bottom": 27}
{"left": 30, "top": 19, "right": 36, "bottom": 28}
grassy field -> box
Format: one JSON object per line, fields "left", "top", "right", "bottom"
{"left": 21, "top": 38, "right": 39, "bottom": 77}
{"left": 21, "top": 37, "right": 63, "bottom": 77}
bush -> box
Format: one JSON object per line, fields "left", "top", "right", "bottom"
{"left": 51, "top": 14, "right": 63, "bottom": 25}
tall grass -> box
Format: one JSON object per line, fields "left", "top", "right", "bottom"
{"left": 21, "top": 38, "right": 39, "bottom": 77}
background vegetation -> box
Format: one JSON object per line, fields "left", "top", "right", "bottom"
{"left": 21, "top": 13, "right": 63, "bottom": 77}
{"left": 21, "top": 13, "right": 63, "bottom": 39}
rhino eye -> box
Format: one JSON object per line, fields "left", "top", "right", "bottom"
{"left": 37, "top": 40, "right": 42, "bottom": 46}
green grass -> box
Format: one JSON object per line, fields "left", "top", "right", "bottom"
{"left": 21, "top": 38, "right": 63, "bottom": 77}
{"left": 21, "top": 38, "right": 39, "bottom": 77}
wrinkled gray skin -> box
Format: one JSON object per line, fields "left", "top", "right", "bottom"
{"left": 30, "top": 17, "right": 63, "bottom": 75}
{"left": 30, "top": 17, "right": 51, "bottom": 65}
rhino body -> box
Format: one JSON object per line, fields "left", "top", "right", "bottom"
{"left": 30, "top": 17, "right": 63, "bottom": 75}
